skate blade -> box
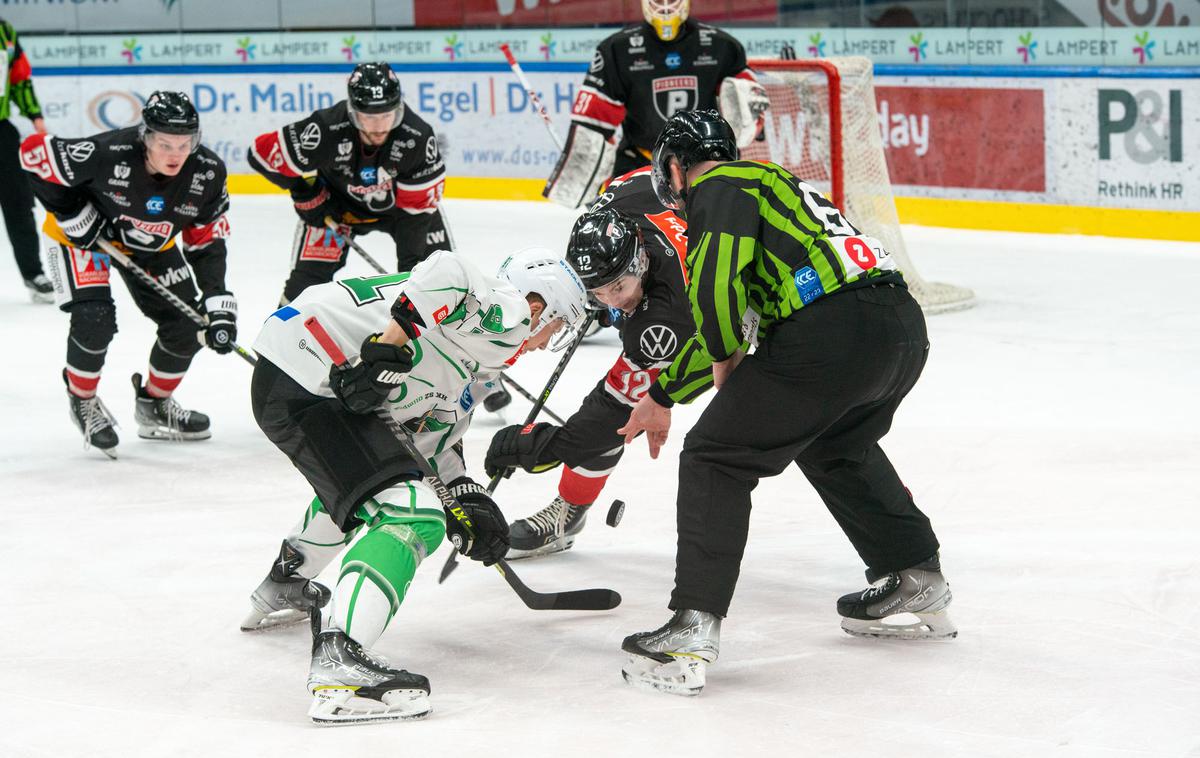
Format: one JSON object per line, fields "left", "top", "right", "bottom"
{"left": 97, "top": 446, "right": 118, "bottom": 460}
{"left": 620, "top": 654, "right": 706, "bottom": 697}
{"left": 137, "top": 426, "right": 212, "bottom": 441}
{"left": 505, "top": 535, "right": 577, "bottom": 561}
{"left": 841, "top": 611, "right": 958, "bottom": 640}
{"left": 309, "top": 687, "right": 431, "bottom": 725}
{"left": 240, "top": 607, "right": 311, "bottom": 633}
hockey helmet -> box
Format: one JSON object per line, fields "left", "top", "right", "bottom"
{"left": 566, "top": 209, "right": 648, "bottom": 291}
{"left": 642, "top": 0, "right": 690, "bottom": 42}
{"left": 347, "top": 62, "right": 404, "bottom": 132}
{"left": 650, "top": 109, "right": 738, "bottom": 212}
{"left": 497, "top": 248, "right": 589, "bottom": 352}
{"left": 140, "top": 91, "right": 200, "bottom": 152}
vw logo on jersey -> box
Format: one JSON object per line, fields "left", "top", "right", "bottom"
{"left": 639, "top": 324, "right": 678, "bottom": 362}
{"left": 360, "top": 166, "right": 377, "bottom": 185}
{"left": 146, "top": 196, "right": 165, "bottom": 215}
{"left": 664, "top": 52, "right": 682, "bottom": 69}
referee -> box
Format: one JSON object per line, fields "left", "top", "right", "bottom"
{"left": 1, "top": 18, "right": 51, "bottom": 302}
{"left": 618, "top": 110, "right": 954, "bottom": 697}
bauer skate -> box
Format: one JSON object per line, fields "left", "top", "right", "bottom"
{"left": 307, "top": 615, "right": 431, "bottom": 725}
{"left": 131, "top": 373, "right": 211, "bottom": 440}
{"left": 241, "top": 540, "right": 331, "bottom": 632}
{"left": 621, "top": 609, "right": 721, "bottom": 697}
{"left": 65, "top": 376, "right": 119, "bottom": 459}
{"left": 838, "top": 554, "right": 957, "bottom": 640}
{"left": 506, "top": 496, "right": 590, "bottom": 559}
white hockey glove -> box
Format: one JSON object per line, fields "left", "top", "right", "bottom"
{"left": 544, "top": 123, "right": 617, "bottom": 209}
{"left": 719, "top": 77, "right": 771, "bottom": 149}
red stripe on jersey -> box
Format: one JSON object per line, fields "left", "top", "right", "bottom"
{"left": 558, "top": 466, "right": 608, "bottom": 506}
{"left": 251, "top": 131, "right": 299, "bottom": 178}
{"left": 643, "top": 210, "right": 689, "bottom": 284}
{"left": 181, "top": 215, "right": 231, "bottom": 249}
{"left": 19, "top": 133, "right": 65, "bottom": 185}
{"left": 9, "top": 52, "right": 32, "bottom": 84}
{"left": 733, "top": 69, "right": 759, "bottom": 83}
{"left": 604, "top": 354, "right": 661, "bottom": 405}
{"left": 394, "top": 177, "right": 444, "bottom": 213}
{"left": 571, "top": 88, "right": 626, "bottom": 130}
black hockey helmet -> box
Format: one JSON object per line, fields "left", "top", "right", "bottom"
{"left": 566, "top": 208, "right": 647, "bottom": 290}
{"left": 650, "top": 109, "right": 738, "bottom": 212}
{"left": 347, "top": 62, "right": 404, "bottom": 130}
{"left": 140, "top": 91, "right": 200, "bottom": 151}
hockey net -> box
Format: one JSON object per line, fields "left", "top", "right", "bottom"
{"left": 742, "top": 56, "right": 974, "bottom": 313}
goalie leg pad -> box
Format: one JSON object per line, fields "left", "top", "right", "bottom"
{"left": 544, "top": 124, "right": 616, "bottom": 209}
{"left": 719, "top": 77, "right": 771, "bottom": 149}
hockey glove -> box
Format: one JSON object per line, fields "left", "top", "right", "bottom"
{"left": 292, "top": 184, "right": 342, "bottom": 229}
{"left": 445, "top": 477, "right": 509, "bottom": 566}
{"left": 58, "top": 202, "right": 111, "bottom": 251}
{"left": 484, "top": 422, "right": 562, "bottom": 479}
{"left": 328, "top": 335, "right": 414, "bottom": 414}
{"left": 199, "top": 291, "right": 238, "bottom": 354}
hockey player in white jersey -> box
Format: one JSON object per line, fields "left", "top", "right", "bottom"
{"left": 241, "top": 248, "right": 588, "bottom": 725}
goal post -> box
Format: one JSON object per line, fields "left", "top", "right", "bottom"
{"left": 743, "top": 56, "right": 975, "bottom": 314}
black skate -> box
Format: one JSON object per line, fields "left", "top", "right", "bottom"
{"left": 65, "top": 375, "right": 119, "bottom": 459}
{"left": 308, "top": 615, "right": 431, "bottom": 725}
{"left": 506, "top": 496, "right": 590, "bottom": 559}
{"left": 621, "top": 609, "right": 722, "bottom": 696}
{"left": 241, "top": 540, "right": 331, "bottom": 632}
{"left": 25, "top": 274, "right": 54, "bottom": 304}
{"left": 131, "top": 373, "right": 211, "bottom": 440}
{"left": 838, "top": 554, "right": 957, "bottom": 640}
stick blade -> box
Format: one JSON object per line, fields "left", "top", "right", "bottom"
{"left": 550, "top": 588, "right": 622, "bottom": 612}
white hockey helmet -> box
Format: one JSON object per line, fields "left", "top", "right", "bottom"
{"left": 497, "top": 248, "right": 589, "bottom": 352}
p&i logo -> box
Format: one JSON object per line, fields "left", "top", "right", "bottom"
{"left": 444, "top": 34, "right": 464, "bottom": 61}
{"left": 1099, "top": 88, "right": 1181, "bottom": 163}
{"left": 1017, "top": 32, "right": 1037, "bottom": 63}
{"left": 539, "top": 33, "right": 556, "bottom": 61}
{"left": 807, "top": 33, "right": 826, "bottom": 57}
{"left": 121, "top": 38, "right": 142, "bottom": 64}
{"left": 1133, "top": 31, "right": 1155, "bottom": 64}
{"left": 341, "top": 35, "right": 361, "bottom": 61}
{"left": 236, "top": 36, "right": 256, "bottom": 62}
{"left": 908, "top": 33, "right": 927, "bottom": 62}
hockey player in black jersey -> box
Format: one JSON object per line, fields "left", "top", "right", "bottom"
{"left": 250, "top": 62, "right": 452, "bottom": 305}
{"left": 544, "top": 0, "right": 769, "bottom": 209}
{"left": 20, "top": 91, "right": 237, "bottom": 457}
{"left": 484, "top": 167, "right": 707, "bottom": 558}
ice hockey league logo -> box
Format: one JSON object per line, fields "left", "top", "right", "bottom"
{"left": 652, "top": 76, "right": 699, "bottom": 121}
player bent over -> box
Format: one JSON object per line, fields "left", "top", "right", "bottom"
{"left": 484, "top": 168, "right": 707, "bottom": 558}
{"left": 618, "top": 111, "right": 954, "bottom": 696}
{"left": 242, "top": 249, "right": 588, "bottom": 724}
{"left": 249, "top": 62, "right": 452, "bottom": 306}
{"left": 20, "top": 92, "right": 237, "bottom": 457}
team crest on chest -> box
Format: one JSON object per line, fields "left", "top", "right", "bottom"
{"left": 652, "top": 76, "right": 699, "bottom": 121}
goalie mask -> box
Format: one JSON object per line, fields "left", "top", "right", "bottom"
{"left": 642, "top": 0, "right": 690, "bottom": 42}
{"left": 650, "top": 109, "right": 738, "bottom": 213}
{"left": 497, "top": 248, "right": 589, "bottom": 352}
{"left": 347, "top": 62, "right": 404, "bottom": 133}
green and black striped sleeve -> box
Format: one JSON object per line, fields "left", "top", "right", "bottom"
{"left": 1, "top": 22, "right": 42, "bottom": 121}
{"left": 649, "top": 335, "right": 714, "bottom": 406}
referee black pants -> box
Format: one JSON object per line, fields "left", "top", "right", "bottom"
{"left": 670, "top": 284, "right": 940, "bottom": 617}
{"left": 0, "top": 119, "right": 43, "bottom": 280}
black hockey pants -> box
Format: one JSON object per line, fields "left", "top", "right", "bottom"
{"left": 0, "top": 119, "right": 44, "bottom": 280}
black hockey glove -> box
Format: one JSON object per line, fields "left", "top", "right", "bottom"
{"left": 199, "top": 291, "right": 238, "bottom": 354}
{"left": 328, "top": 335, "right": 414, "bottom": 414}
{"left": 445, "top": 477, "right": 509, "bottom": 566}
{"left": 58, "top": 202, "right": 112, "bottom": 251}
{"left": 484, "top": 422, "right": 561, "bottom": 479}
{"left": 293, "top": 184, "right": 342, "bottom": 229}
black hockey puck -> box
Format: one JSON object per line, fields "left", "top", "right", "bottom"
{"left": 606, "top": 499, "right": 625, "bottom": 527}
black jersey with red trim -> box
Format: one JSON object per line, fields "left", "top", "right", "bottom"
{"left": 249, "top": 100, "right": 446, "bottom": 220}
{"left": 587, "top": 167, "right": 712, "bottom": 406}
{"left": 19, "top": 127, "right": 231, "bottom": 293}
{"left": 572, "top": 20, "right": 753, "bottom": 155}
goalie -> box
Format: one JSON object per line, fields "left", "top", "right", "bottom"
{"left": 544, "top": 0, "right": 769, "bottom": 209}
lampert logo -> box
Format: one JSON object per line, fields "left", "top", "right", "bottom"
{"left": 807, "top": 33, "right": 826, "bottom": 57}
{"left": 236, "top": 36, "right": 256, "bottom": 62}
{"left": 1099, "top": 88, "right": 1182, "bottom": 163}
{"left": 341, "top": 35, "right": 361, "bottom": 61}
{"left": 121, "top": 38, "right": 142, "bottom": 64}
{"left": 908, "top": 33, "right": 928, "bottom": 62}
{"left": 539, "top": 33, "right": 556, "bottom": 61}
{"left": 1133, "top": 31, "right": 1155, "bottom": 63}
{"left": 444, "top": 34, "right": 464, "bottom": 61}
{"left": 1017, "top": 32, "right": 1037, "bottom": 63}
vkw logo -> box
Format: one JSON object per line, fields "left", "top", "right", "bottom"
{"left": 1099, "top": 88, "right": 1182, "bottom": 164}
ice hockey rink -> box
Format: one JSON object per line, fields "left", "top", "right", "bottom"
{"left": 2, "top": 196, "right": 1198, "bottom": 757}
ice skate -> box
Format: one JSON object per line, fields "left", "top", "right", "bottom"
{"left": 65, "top": 373, "right": 118, "bottom": 459}
{"left": 506, "top": 496, "right": 590, "bottom": 559}
{"left": 307, "top": 616, "right": 431, "bottom": 725}
{"left": 24, "top": 274, "right": 54, "bottom": 304}
{"left": 838, "top": 554, "right": 957, "bottom": 640}
{"left": 131, "top": 372, "right": 211, "bottom": 440}
{"left": 621, "top": 609, "right": 721, "bottom": 696}
{"left": 241, "top": 540, "right": 331, "bottom": 632}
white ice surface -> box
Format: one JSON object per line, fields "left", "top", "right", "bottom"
{"left": 2, "top": 196, "right": 1198, "bottom": 757}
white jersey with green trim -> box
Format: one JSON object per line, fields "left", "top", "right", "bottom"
{"left": 253, "top": 250, "right": 531, "bottom": 473}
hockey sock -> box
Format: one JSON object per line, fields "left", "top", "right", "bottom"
{"left": 65, "top": 301, "right": 117, "bottom": 398}
{"left": 332, "top": 483, "right": 446, "bottom": 647}
{"left": 558, "top": 464, "right": 611, "bottom": 506}
{"left": 145, "top": 340, "right": 194, "bottom": 398}
{"left": 285, "top": 496, "right": 359, "bottom": 579}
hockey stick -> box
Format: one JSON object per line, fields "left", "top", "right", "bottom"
{"left": 324, "top": 218, "right": 389, "bottom": 275}
{"left": 499, "top": 374, "right": 566, "bottom": 425}
{"left": 500, "top": 43, "right": 564, "bottom": 152}
{"left": 96, "top": 238, "right": 257, "bottom": 366}
{"left": 438, "top": 311, "right": 596, "bottom": 583}
{"left": 303, "top": 315, "right": 619, "bottom": 612}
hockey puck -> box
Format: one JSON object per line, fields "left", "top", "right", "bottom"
{"left": 606, "top": 499, "right": 625, "bottom": 527}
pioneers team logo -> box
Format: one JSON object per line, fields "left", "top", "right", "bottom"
{"left": 652, "top": 76, "right": 699, "bottom": 121}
